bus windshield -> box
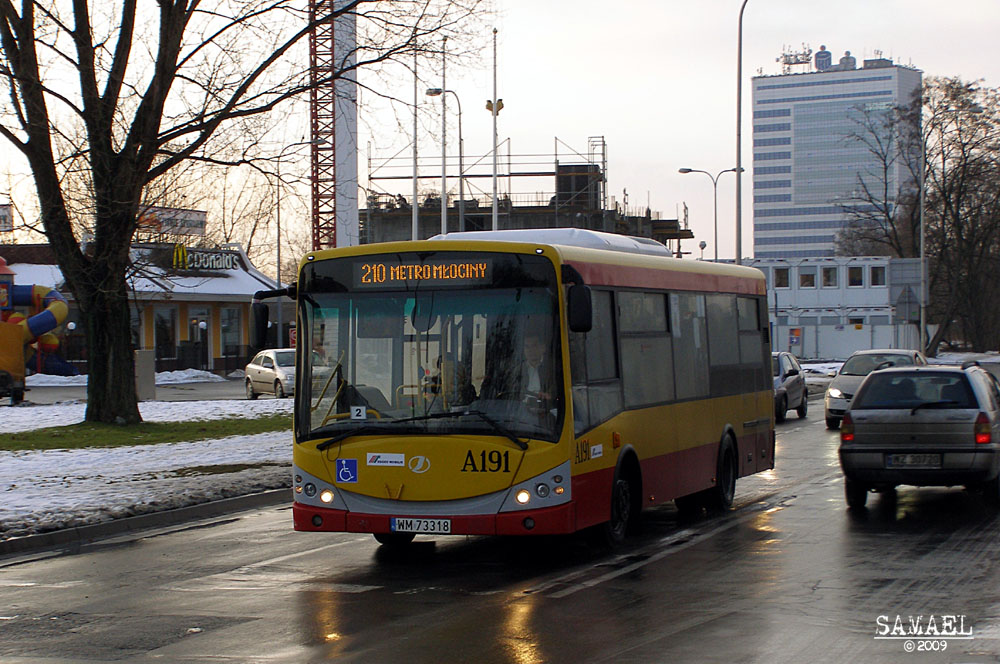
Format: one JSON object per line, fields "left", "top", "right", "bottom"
{"left": 296, "top": 251, "right": 563, "bottom": 444}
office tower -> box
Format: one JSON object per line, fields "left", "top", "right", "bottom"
{"left": 751, "top": 46, "right": 922, "bottom": 258}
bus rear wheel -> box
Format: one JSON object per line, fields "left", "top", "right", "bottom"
{"left": 704, "top": 437, "right": 737, "bottom": 511}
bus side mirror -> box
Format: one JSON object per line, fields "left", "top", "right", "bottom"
{"left": 251, "top": 302, "right": 269, "bottom": 350}
{"left": 568, "top": 284, "right": 592, "bottom": 333}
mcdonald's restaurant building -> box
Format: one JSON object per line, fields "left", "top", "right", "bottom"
{"left": 0, "top": 242, "right": 288, "bottom": 375}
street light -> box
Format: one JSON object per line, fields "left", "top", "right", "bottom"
{"left": 678, "top": 167, "right": 741, "bottom": 262}
{"left": 275, "top": 140, "right": 318, "bottom": 347}
{"left": 735, "top": 0, "right": 749, "bottom": 265}
{"left": 427, "top": 87, "right": 465, "bottom": 232}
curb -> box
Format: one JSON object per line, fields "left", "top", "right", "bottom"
{"left": 0, "top": 488, "right": 289, "bottom": 558}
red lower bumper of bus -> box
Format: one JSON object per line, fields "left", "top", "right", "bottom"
{"left": 293, "top": 501, "right": 577, "bottom": 536}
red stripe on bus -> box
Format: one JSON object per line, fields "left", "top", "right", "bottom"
{"left": 568, "top": 260, "right": 764, "bottom": 295}
{"left": 571, "top": 442, "right": 722, "bottom": 530}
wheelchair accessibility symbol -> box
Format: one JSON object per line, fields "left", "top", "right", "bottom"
{"left": 336, "top": 459, "right": 358, "bottom": 483}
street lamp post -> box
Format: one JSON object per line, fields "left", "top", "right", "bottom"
{"left": 427, "top": 88, "right": 465, "bottom": 232}
{"left": 735, "top": 0, "right": 749, "bottom": 265}
{"left": 678, "top": 167, "right": 741, "bottom": 262}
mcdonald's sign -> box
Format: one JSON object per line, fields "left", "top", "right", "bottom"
{"left": 172, "top": 243, "right": 189, "bottom": 269}
{"left": 171, "top": 244, "right": 239, "bottom": 271}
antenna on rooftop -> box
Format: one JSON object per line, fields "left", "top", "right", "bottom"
{"left": 777, "top": 43, "right": 813, "bottom": 73}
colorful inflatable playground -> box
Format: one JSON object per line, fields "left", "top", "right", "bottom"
{"left": 0, "top": 256, "right": 75, "bottom": 404}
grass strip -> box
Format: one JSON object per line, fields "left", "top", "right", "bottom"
{"left": 1, "top": 414, "right": 293, "bottom": 451}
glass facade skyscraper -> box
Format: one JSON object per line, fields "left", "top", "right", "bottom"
{"left": 751, "top": 54, "right": 922, "bottom": 258}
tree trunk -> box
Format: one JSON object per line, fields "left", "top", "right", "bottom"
{"left": 81, "top": 276, "right": 141, "bottom": 424}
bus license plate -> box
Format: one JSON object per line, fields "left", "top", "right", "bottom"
{"left": 886, "top": 453, "right": 941, "bottom": 469}
{"left": 391, "top": 517, "right": 451, "bottom": 534}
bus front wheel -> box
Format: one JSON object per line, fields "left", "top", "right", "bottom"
{"left": 597, "top": 458, "right": 640, "bottom": 547}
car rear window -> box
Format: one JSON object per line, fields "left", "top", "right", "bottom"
{"left": 840, "top": 353, "right": 915, "bottom": 376}
{"left": 852, "top": 372, "right": 978, "bottom": 410}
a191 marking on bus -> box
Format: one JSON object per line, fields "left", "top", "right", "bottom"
{"left": 461, "top": 450, "right": 510, "bottom": 473}
{"left": 575, "top": 440, "right": 603, "bottom": 464}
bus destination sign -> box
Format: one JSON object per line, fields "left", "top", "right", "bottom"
{"left": 355, "top": 258, "right": 492, "bottom": 289}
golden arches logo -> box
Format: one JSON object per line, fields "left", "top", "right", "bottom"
{"left": 172, "top": 244, "right": 188, "bottom": 269}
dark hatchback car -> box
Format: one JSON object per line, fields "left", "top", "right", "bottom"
{"left": 838, "top": 363, "right": 1000, "bottom": 509}
{"left": 772, "top": 351, "right": 807, "bottom": 423}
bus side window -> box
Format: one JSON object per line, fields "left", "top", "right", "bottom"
{"left": 569, "top": 331, "right": 589, "bottom": 435}
{"left": 571, "top": 289, "right": 621, "bottom": 435}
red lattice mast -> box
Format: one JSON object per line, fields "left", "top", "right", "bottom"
{"left": 309, "top": 0, "right": 338, "bottom": 250}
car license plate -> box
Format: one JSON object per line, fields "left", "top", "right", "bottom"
{"left": 885, "top": 453, "right": 942, "bottom": 469}
{"left": 391, "top": 517, "right": 451, "bottom": 534}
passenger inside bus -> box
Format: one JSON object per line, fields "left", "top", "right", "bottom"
{"left": 426, "top": 353, "right": 477, "bottom": 406}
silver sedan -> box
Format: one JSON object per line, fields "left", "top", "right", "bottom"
{"left": 245, "top": 348, "right": 296, "bottom": 399}
{"left": 838, "top": 363, "right": 1000, "bottom": 509}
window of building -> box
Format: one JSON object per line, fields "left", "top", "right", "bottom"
{"left": 154, "top": 306, "right": 178, "bottom": 360}
{"left": 848, "top": 266, "right": 864, "bottom": 287}
{"left": 221, "top": 307, "right": 242, "bottom": 356}
{"left": 798, "top": 266, "right": 817, "bottom": 288}
{"left": 774, "top": 267, "right": 790, "bottom": 288}
{"left": 871, "top": 266, "right": 886, "bottom": 286}
{"left": 130, "top": 307, "right": 142, "bottom": 349}
{"left": 822, "top": 267, "right": 838, "bottom": 288}
{"left": 849, "top": 317, "right": 865, "bottom": 325}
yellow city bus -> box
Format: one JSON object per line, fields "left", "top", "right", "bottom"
{"left": 257, "top": 228, "right": 774, "bottom": 546}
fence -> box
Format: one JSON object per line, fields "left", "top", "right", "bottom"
{"left": 771, "top": 323, "right": 921, "bottom": 360}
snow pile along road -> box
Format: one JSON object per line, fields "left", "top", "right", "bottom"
{"left": 26, "top": 368, "right": 228, "bottom": 387}
{"left": 0, "top": 398, "right": 294, "bottom": 542}
{"left": 1, "top": 398, "right": 293, "bottom": 434}
{"left": 0, "top": 433, "right": 291, "bottom": 541}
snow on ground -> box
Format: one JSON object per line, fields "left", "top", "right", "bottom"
{"left": 1, "top": 398, "right": 293, "bottom": 434}
{"left": 2, "top": 383, "right": 294, "bottom": 541}
{"left": 0, "top": 432, "right": 291, "bottom": 541}
{"left": 26, "top": 368, "right": 227, "bottom": 387}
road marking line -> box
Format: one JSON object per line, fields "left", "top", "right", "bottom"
{"left": 545, "top": 505, "right": 771, "bottom": 599}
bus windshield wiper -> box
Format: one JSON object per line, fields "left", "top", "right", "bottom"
{"left": 394, "top": 410, "right": 528, "bottom": 451}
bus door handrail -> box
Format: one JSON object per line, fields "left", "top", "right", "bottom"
{"left": 311, "top": 350, "right": 345, "bottom": 413}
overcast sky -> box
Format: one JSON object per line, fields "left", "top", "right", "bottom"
{"left": 366, "top": 0, "right": 1000, "bottom": 260}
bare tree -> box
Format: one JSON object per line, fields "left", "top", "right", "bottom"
{"left": 922, "top": 77, "right": 1000, "bottom": 352}
{"left": 834, "top": 98, "right": 921, "bottom": 258}
{"left": 836, "top": 77, "right": 1000, "bottom": 353}
{"left": 0, "top": 0, "right": 484, "bottom": 423}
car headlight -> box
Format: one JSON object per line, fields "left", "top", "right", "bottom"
{"left": 827, "top": 387, "right": 844, "bottom": 399}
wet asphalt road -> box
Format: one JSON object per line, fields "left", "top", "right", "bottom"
{"left": 1, "top": 415, "right": 999, "bottom": 663}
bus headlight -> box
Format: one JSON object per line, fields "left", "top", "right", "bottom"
{"left": 515, "top": 489, "right": 531, "bottom": 505}
{"left": 535, "top": 483, "right": 550, "bottom": 498}
{"left": 319, "top": 489, "right": 335, "bottom": 503}
{"left": 304, "top": 483, "right": 317, "bottom": 497}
